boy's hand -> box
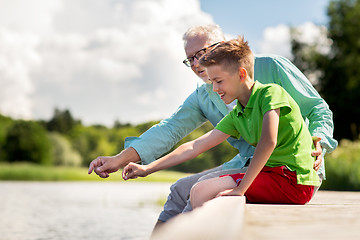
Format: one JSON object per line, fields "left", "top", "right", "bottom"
{"left": 311, "top": 136, "right": 323, "bottom": 172}
{"left": 216, "top": 188, "right": 243, "bottom": 198}
{"left": 122, "top": 162, "right": 149, "bottom": 180}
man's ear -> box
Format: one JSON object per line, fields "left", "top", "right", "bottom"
{"left": 238, "top": 67, "right": 247, "bottom": 81}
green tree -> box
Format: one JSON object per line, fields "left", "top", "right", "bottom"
{"left": 47, "top": 108, "right": 81, "bottom": 134}
{"left": 0, "top": 114, "right": 13, "bottom": 161}
{"left": 4, "top": 120, "right": 53, "bottom": 165}
{"left": 70, "top": 125, "right": 117, "bottom": 166}
{"left": 291, "top": 0, "right": 360, "bottom": 140}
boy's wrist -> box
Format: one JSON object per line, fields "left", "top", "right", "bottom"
{"left": 233, "top": 186, "right": 245, "bottom": 196}
{"left": 143, "top": 163, "right": 154, "bottom": 176}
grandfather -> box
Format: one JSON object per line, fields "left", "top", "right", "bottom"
{"left": 88, "top": 24, "right": 338, "bottom": 228}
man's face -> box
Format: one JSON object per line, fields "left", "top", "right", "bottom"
{"left": 184, "top": 36, "right": 212, "bottom": 83}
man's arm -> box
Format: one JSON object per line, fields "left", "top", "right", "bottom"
{"left": 125, "top": 88, "right": 209, "bottom": 165}
{"left": 88, "top": 88, "right": 208, "bottom": 178}
{"left": 271, "top": 55, "right": 337, "bottom": 152}
{"left": 272, "top": 56, "right": 338, "bottom": 172}
{"left": 255, "top": 55, "right": 338, "bottom": 173}
{"left": 122, "top": 130, "right": 230, "bottom": 180}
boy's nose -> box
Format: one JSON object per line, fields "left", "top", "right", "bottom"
{"left": 213, "top": 84, "right": 219, "bottom": 92}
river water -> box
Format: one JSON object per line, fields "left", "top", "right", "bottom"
{"left": 0, "top": 181, "right": 172, "bottom": 240}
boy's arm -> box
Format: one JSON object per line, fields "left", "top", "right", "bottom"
{"left": 218, "top": 109, "right": 280, "bottom": 197}
{"left": 122, "top": 129, "right": 230, "bottom": 180}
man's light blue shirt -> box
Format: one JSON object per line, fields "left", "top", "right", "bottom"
{"left": 125, "top": 54, "right": 338, "bottom": 177}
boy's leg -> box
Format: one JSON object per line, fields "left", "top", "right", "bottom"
{"left": 182, "top": 167, "right": 248, "bottom": 213}
{"left": 244, "top": 167, "right": 314, "bottom": 204}
{"left": 198, "top": 167, "right": 248, "bottom": 182}
{"left": 157, "top": 166, "right": 222, "bottom": 222}
{"left": 189, "top": 176, "right": 237, "bottom": 209}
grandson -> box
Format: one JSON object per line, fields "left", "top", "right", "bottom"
{"left": 122, "top": 36, "right": 320, "bottom": 206}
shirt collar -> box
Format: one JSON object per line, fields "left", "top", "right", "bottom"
{"left": 233, "top": 81, "right": 262, "bottom": 116}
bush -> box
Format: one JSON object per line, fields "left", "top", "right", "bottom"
{"left": 321, "top": 139, "right": 360, "bottom": 190}
{"left": 48, "top": 132, "right": 82, "bottom": 166}
{"left": 4, "top": 120, "right": 53, "bottom": 165}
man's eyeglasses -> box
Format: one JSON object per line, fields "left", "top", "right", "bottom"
{"left": 183, "top": 42, "right": 221, "bottom": 67}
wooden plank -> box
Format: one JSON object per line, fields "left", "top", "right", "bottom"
{"left": 151, "top": 196, "right": 246, "bottom": 240}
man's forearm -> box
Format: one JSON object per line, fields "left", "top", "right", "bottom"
{"left": 115, "top": 147, "right": 141, "bottom": 169}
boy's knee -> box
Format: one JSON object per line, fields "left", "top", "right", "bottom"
{"left": 189, "top": 181, "right": 206, "bottom": 209}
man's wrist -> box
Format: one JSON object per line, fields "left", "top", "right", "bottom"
{"left": 115, "top": 147, "right": 141, "bottom": 168}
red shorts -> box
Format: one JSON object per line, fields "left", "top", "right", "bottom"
{"left": 220, "top": 166, "right": 314, "bottom": 205}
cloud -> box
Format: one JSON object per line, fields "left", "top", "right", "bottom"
{"left": 293, "top": 22, "right": 331, "bottom": 55}
{"left": 0, "top": 28, "right": 41, "bottom": 119}
{"left": 0, "top": 0, "right": 214, "bottom": 126}
{"left": 258, "top": 24, "right": 292, "bottom": 58}
{"left": 258, "top": 22, "right": 329, "bottom": 59}
{"left": 0, "top": 0, "right": 61, "bottom": 34}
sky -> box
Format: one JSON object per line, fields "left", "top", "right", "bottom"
{"left": 0, "top": 0, "right": 331, "bottom": 126}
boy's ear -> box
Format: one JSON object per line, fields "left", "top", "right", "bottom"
{"left": 238, "top": 67, "right": 247, "bottom": 81}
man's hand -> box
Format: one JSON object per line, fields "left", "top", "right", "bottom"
{"left": 88, "top": 156, "right": 121, "bottom": 178}
{"left": 122, "top": 162, "right": 149, "bottom": 180}
{"left": 311, "top": 136, "right": 323, "bottom": 172}
{"left": 88, "top": 147, "right": 140, "bottom": 178}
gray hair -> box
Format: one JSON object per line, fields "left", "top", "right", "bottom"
{"left": 182, "top": 24, "right": 226, "bottom": 47}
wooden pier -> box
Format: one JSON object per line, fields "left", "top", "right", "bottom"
{"left": 151, "top": 191, "right": 360, "bottom": 240}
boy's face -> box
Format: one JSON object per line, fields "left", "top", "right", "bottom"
{"left": 206, "top": 64, "right": 242, "bottom": 104}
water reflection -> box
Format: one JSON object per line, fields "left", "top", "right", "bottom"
{"left": 0, "top": 181, "right": 171, "bottom": 240}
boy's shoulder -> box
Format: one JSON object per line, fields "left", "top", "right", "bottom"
{"left": 256, "top": 81, "right": 284, "bottom": 92}
{"left": 253, "top": 82, "right": 289, "bottom": 102}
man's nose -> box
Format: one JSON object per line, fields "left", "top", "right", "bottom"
{"left": 193, "top": 57, "right": 200, "bottom": 67}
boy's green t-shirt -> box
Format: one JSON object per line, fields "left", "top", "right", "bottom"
{"left": 215, "top": 81, "right": 320, "bottom": 186}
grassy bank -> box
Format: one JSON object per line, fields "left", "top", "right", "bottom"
{"left": 0, "top": 163, "right": 189, "bottom": 182}
{"left": 321, "top": 139, "right": 360, "bottom": 191}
